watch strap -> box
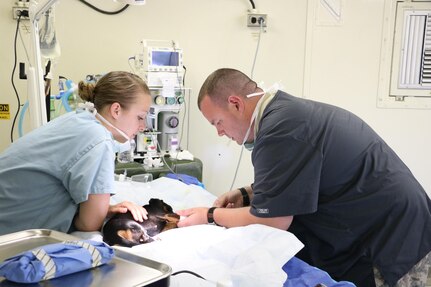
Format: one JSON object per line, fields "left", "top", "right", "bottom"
{"left": 239, "top": 187, "right": 250, "bottom": 206}
{"left": 207, "top": 207, "right": 218, "bottom": 225}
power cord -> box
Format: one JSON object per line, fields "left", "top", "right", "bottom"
{"left": 183, "top": 66, "right": 191, "bottom": 151}
{"left": 249, "top": 0, "right": 256, "bottom": 9}
{"left": 78, "top": 0, "right": 129, "bottom": 15}
{"left": 177, "top": 65, "right": 188, "bottom": 153}
{"left": 172, "top": 270, "right": 206, "bottom": 280}
{"left": 172, "top": 270, "right": 233, "bottom": 286}
{"left": 10, "top": 13, "right": 25, "bottom": 143}
{"left": 128, "top": 56, "right": 136, "bottom": 74}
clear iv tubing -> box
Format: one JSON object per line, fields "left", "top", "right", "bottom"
{"left": 229, "top": 144, "right": 245, "bottom": 191}
{"left": 229, "top": 20, "right": 264, "bottom": 191}
{"left": 250, "top": 18, "right": 264, "bottom": 80}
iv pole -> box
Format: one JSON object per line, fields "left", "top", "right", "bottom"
{"left": 27, "top": 0, "right": 145, "bottom": 131}
{"left": 28, "top": 0, "right": 59, "bottom": 130}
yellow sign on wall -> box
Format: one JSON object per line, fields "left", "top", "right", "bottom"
{"left": 0, "top": 104, "right": 10, "bottom": 119}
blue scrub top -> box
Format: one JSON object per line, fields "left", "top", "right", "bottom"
{"left": 0, "top": 110, "right": 116, "bottom": 235}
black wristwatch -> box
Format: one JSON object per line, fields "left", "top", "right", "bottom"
{"left": 239, "top": 187, "right": 250, "bottom": 206}
{"left": 207, "top": 207, "right": 218, "bottom": 225}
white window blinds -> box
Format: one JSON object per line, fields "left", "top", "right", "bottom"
{"left": 399, "top": 11, "right": 431, "bottom": 89}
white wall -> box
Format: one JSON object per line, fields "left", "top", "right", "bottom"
{"left": 303, "top": 0, "right": 431, "bottom": 198}
{"left": 0, "top": 0, "right": 430, "bottom": 197}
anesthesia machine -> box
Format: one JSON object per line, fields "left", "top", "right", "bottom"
{"left": 134, "top": 39, "right": 188, "bottom": 156}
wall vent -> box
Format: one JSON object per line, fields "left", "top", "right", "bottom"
{"left": 378, "top": 0, "right": 431, "bottom": 108}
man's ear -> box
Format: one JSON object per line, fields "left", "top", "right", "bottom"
{"left": 110, "top": 102, "right": 122, "bottom": 120}
{"left": 227, "top": 95, "right": 244, "bottom": 113}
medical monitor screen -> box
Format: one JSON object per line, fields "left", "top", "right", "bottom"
{"left": 152, "top": 51, "right": 180, "bottom": 67}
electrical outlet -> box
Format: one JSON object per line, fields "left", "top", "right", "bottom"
{"left": 247, "top": 13, "right": 267, "bottom": 28}
{"left": 12, "top": 7, "right": 29, "bottom": 20}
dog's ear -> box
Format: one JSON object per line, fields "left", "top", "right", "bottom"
{"left": 156, "top": 213, "right": 180, "bottom": 223}
{"left": 162, "top": 201, "right": 174, "bottom": 213}
{"left": 149, "top": 198, "right": 174, "bottom": 213}
{"left": 165, "top": 213, "right": 180, "bottom": 222}
{"left": 117, "top": 229, "right": 133, "bottom": 241}
{"left": 162, "top": 214, "right": 179, "bottom": 232}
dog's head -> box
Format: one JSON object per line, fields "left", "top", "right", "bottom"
{"left": 102, "top": 198, "right": 180, "bottom": 247}
{"left": 102, "top": 212, "right": 154, "bottom": 247}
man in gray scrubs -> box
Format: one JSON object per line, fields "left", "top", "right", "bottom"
{"left": 177, "top": 68, "right": 431, "bottom": 286}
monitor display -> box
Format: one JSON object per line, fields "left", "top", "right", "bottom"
{"left": 152, "top": 51, "right": 180, "bottom": 67}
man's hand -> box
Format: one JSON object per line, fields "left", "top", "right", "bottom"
{"left": 176, "top": 207, "right": 209, "bottom": 227}
{"left": 214, "top": 189, "right": 243, "bottom": 208}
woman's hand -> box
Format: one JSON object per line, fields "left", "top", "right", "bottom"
{"left": 108, "top": 201, "right": 148, "bottom": 222}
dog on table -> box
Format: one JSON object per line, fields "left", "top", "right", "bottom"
{"left": 102, "top": 198, "right": 180, "bottom": 247}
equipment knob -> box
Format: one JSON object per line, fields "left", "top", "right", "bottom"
{"left": 155, "top": 96, "right": 165, "bottom": 105}
{"left": 166, "top": 97, "right": 176, "bottom": 105}
{"left": 167, "top": 116, "right": 179, "bottom": 128}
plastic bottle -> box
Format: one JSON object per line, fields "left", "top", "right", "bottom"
{"left": 117, "top": 140, "right": 136, "bottom": 163}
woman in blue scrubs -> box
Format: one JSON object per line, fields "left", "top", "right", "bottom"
{"left": 0, "top": 71, "right": 151, "bottom": 236}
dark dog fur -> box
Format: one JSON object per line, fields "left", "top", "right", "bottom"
{"left": 102, "top": 198, "right": 180, "bottom": 247}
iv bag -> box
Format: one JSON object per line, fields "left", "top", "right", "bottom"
{"left": 39, "top": 7, "right": 61, "bottom": 59}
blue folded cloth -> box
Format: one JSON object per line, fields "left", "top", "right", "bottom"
{"left": 165, "top": 173, "right": 205, "bottom": 188}
{"left": 0, "top": 240, "right": 114, "bottom": 283}
{"left": 283, "top": 257, "right": 356, "bottom": 287}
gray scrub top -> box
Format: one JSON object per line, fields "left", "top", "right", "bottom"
{"left": 250, "top": 91, "right": 431, "bottom": 286}
{"left": 0, "top": 110, "right": 116, "bottom": 235}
